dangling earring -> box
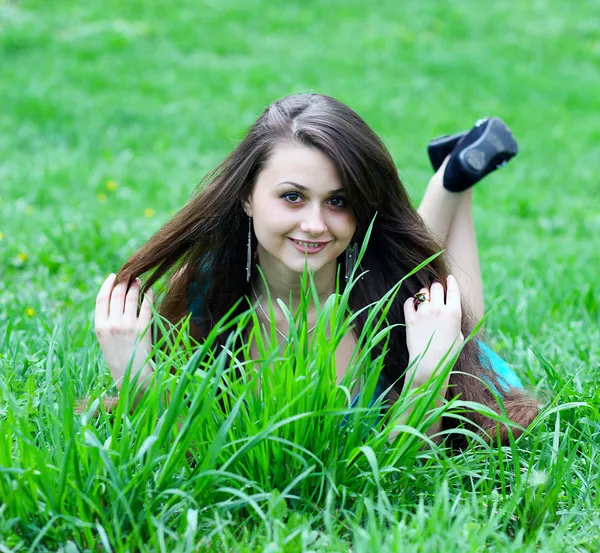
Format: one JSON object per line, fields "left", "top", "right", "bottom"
{"left": 345, "top": 241, "right": 359, "bottom": 282}
{"left": 246, "top": 213, "right": 252, "bottom": 282}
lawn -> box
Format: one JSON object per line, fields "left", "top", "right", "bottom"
{"left": 1, "top": 0, "right": 599, "bottom": 550}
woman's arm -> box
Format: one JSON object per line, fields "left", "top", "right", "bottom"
{"left": 388, "top": 274, "right": 463, "bottom": 445}
{"left": 388, "top": 367, "right": 451, "bottom": 445}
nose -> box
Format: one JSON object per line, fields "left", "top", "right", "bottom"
{"left": 299, "top": 205, "right": 327, "bottom": 236}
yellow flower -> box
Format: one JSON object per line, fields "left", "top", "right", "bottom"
{"left": 18, "top": 252, "right": 27, "bottom": 262}
{"left": 106, "top": 180, "right": 118, "bottom": 191}
{"left": 27, "top": 308, "right": 35, "bottom": 317}
{"left": 96, "top": 193, "right": 107, "bottom": 203}
{"left": 144, "top": 208, "right": 155, "bottom": 219}
{"left": 0, "top": 232, "right": 3, "bottom": 241}
{"left": 25, "top": 206, "right": 34, "bottom": 215}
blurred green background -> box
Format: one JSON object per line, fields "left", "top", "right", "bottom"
{"left": 1, "top": 0, "right": 599, "bottom": 547}
{"left": 2, "top": 0, "right": 599, "bottom": 427}
{"left": 3, "top": 1, "right": 599, "bottom": 334}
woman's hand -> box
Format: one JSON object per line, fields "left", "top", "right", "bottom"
{"left": 94, "top": 274, "right": 155, "bottom": 391}
{"left": 403, "top": 274, "right": 464, "bottom": 387}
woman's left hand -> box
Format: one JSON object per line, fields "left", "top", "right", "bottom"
{"left": 403, "top": 275, "right": 464, "bottom": 386}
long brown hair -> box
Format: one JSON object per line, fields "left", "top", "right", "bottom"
{"left": 115, "top": 93, "right": 540, "bottom": 448}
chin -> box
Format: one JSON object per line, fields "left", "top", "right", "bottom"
{"left": 286, "top": 256, "right": 337, "bottom": 275}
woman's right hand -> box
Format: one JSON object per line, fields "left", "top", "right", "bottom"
{"left": 94, "top": 273, "right": 155, "bottom": 391}
{"left": 403, "top": 275, "right": 464, "bottom": 387}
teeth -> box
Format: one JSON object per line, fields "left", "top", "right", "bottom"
{"left": 295, "top": 240, "right": 323, "bottom": 248}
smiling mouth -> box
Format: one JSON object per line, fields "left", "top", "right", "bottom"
{"left": 291, "top": 239, "right": 329, "bottom": 247}
{"left": 289, "top": 238, "right": 331, "bottom": 251}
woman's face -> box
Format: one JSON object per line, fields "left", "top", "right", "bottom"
{"left": 244, "top": 142, "right": 357, "bottom": 276}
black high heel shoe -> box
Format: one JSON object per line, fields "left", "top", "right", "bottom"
{"left": 441, "top": 117, "right": 519, "bottom": 193}
{"left": 427, "top": 130, "right": 467, "bottom": 172}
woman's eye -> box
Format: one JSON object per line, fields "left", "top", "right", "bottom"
{"left": 281, "top": 193, "right": 346, "bottom": 208}
{"left": 283, "top": 192, "right": 301, "bottom": 203}
{"left": 329, "top": 197, "right": 346, "bottom": 208}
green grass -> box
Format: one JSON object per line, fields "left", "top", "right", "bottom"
{"left": 1, "top": 0, "right": 599, "bottom": 550}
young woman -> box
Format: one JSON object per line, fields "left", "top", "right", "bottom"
{"left": 94, "top": 93, "right": 540, "bottom": 448}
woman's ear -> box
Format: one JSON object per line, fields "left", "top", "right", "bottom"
{"left": 241, "top": 199, "right": 252, "bottom": 217}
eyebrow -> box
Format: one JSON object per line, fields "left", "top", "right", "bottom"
{"left": 276, "top": 181, "right": 346, "bottom": 195}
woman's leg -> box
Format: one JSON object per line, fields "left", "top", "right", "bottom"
{"left": 445, "top": 188, "right": 485, "bottom": 321}
{"left": 417, "top": 159, "right": 485, "bottom": 322}
{"left": 416, "top": 159, "right": 461, "bottom": 243}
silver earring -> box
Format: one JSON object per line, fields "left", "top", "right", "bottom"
{"left": 246, "top": 213, "right": 252, "bottom": 282}
{"left": 345, "top": 241, "right": 359, "bottom": 282}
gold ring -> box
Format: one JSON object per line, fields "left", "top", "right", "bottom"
{"left": 413, "top": 292, "right": 428, "bottom": 307}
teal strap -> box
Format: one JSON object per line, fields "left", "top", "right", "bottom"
{"left": 477, "top": 340, "right": 523, "bottom": 393}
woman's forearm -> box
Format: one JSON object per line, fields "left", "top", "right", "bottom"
{"left": 388, "top": 365, "right": 450, "bottom": 445}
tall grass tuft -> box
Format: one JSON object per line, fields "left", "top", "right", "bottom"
{"left": 2, "top": 221, "right": 570, "bottom": 551}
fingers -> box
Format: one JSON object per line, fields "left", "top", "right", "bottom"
{"left": 445, "top": 274, "right": 462, "bottom": 314}
{"left": 404, "top": 275, "right": 461, "bottom": 317}
{"left": 139, "top": 287, "right": 154, "bottom": 324}
{"left": 404, "top": 295, "right": 417, "bottom": 320}
{"left": 95, "top": 273, "right": 117, "bottom": 324}
{"left": 429, "top": 281, "right": 444, "bottom": 304}
{"left": 404, "top": 286, "right": 428, "bottom": 320}
{"left": 107, "top": 277, "right": 129, "bottom": 321}
{"left": 422, "top": 276, "right": 461, "bottom": 313}
{"left": 96, "top": 274, "right": 151, "bottom": 324}
{"left": 123, "top": 279, "right": 141, "bottom": 318}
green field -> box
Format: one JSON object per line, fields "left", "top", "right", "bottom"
{"left": 1, "top": 0, "right": 599, "bottom": 550}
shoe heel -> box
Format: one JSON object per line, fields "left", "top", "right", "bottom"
{"left": 427, "top": 131, "right": 467, "bottom": 171}
{"left": 459, "top": 117, "right": 518, "bottom": 174}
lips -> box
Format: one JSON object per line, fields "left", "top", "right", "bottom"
{"left": 289, "top": 238, "right": 329, "bottom": 253}
{"left": 291, "top": 239, "right": 329, "bottom": 246}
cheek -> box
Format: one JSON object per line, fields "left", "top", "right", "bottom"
{"left": 254, "top": 208, "right": 289, "bottom": 239}
{"left": 267, "top": 212, "right": 292, "bottom": 234}
{"left": 335, "top": 213, "right": 357, "bottom": 237}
